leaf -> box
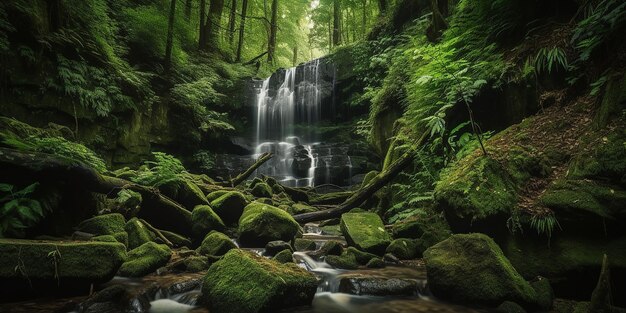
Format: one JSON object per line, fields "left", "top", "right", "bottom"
{"left": 0, "top": 184, "right": 13, "bottom": 193}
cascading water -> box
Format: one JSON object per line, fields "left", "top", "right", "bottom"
{"left": 253, "top": 59, "right": 330, "bottom": 187}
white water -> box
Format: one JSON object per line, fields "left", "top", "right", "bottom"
{"left": 253, "top": 59, "right": 331, "bottom": 187}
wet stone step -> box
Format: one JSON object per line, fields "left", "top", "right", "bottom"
{"left": 337, "top": 275, "right": 422, "bottom": 296}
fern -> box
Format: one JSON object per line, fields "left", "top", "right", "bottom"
{"left": 0, "top": 183, "right": 46, "bottom": 238}
{"left": 533, "top": 47, "right": 569, "bottom": 74}
{"left": 132, "top": 152, "right": 187, "bottom": 187}
{"left": 572, "top": 0, "right": 626, "bottom": 61}
{"left": 530, "top": 213, "right": 562, "bottom": 242}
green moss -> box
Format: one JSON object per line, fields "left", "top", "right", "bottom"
{"left": 340, "top": 212, "right": 392, "bottom": 255}
{"left": 496, "top": 301, "right": 526, "bottom": 313}
{"left": 206, "top": 190, "right": 229, "bottom": 203}
{"left": 238, "top": 202, "right": 300, "bottom": 247}
{"left": 91, "top": 235, "right": 117, "bottom": 243}
{"left": 530, "top": 278, "right": 554, "bottom": 311}
{"left": 424, "top": 233, "right": 538, "bottom": 309}
{"left": 250, "top": 182, "right": 273, "bottom": 198}
{"left": 202, "top": 249, "right": 317, "bottom": 313}
{"left": 366, "top": 257, "right": 385, "bottom": 268}
{"left": 77, "top": 213, "right": 126, "bottom": 235}
{"left": 294, "top": 238, "right": 317, "bottom": 251}
{"left": 0, "top": 239, "right": 126, "bottom": 288}
{"left": 308, "top": 191, "right": 352, "bottom": 205}
{"left": 111, "top": 231, "right": 129, "bottom": 247}
{"left": 570, "top": 131, "right": 626, "bottom": 181}
{"left": 118, "top": 241, "right": 172, "bottom": 277}
{"left": 319, "top": 240, "right": 344, "bottom": 256}
{"left": 158, "top": 178, "right": 209, "bottom": 210}
{"left": 210, "top": 191, "right": 248, "bottom": 225}
{"left": 541, "top": 179, "right": 626, "bottom": 219}
{"left": 361, "top": 170, "right": 379, "bottom": 188}
{"left": 191, "top": 205, "right": 226, "bottom": 240}
{"left": 325, "top": 253, "right": 359, "bottom": 270}
{"left": 196, "top": 231, "right": 236, "bottom": 257}
{"left": 125, "top": 217, "right": 155, "bottom": 249}
{"left": 160, "top": 230, "right": 191, "bottom": 248}
{"left": 287, "top": 203, "right": 318, "bottom": 215}
{"left": 345, "top": 247, "right": 378, "bottom": 265}
{"left": 320, "top": 225, "right": 343, "bottom": 236}
{"left": 385, "top": 238, "right": 421, "bottom": 260}
{"left": 272, "top": 249, "right": 294, "bottom": 263}
{"left": 184, "top": 256, "right": 210, "bottom": 272}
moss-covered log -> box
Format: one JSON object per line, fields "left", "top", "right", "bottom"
{"left": 219, "top": 152, "right": 272, "bottom": 187}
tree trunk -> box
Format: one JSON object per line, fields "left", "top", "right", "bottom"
{"left": 185, "top": 0, "right": 192, "bottom": 21}
{"left": 362, "top": 0, "right": 367, "bottom": 38}
{"left": 332, "top": 0, "right": 342, "bottom": 47}
{"left": 267, "top": 0, "right": 278, "bottom": 64}
{"left": 199, "top": 0, "right": 207, "bottom": 49}
{"left": 164, "top": 0, "right": 177, "bottom": 70}
{"left": 426, "top": 0, "right": 448, "bottom": 42}
{"left": 235, "top": 0, "right": 248, "bottom": 61}
{"left": 292, "top": 46, "right": 298, "bottom": 66}
{"left": 205, "top": 0, "right": 225, "bottom": 51}
{"left": 293, "top": 151, "right": 415, "bottom": 223}
{"left": 227, "top": 0, "right": 237, "bottom": 44}
{"left": 218, "top": 152, "right": 273, "bottom": 187}
{"left": 47, "top": 0, "right": 61, "bottom": 31}
{"left": 0, "top": 148, "right": 193, "bottom": 236}
{"left": 377, "top": 0, "right": 388, "bottom": 14}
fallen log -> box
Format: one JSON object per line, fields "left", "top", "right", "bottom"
{"left": 293, "top": 151, "right": 415, "bottom": 224}
{"left": 219, "top": 152, "right": 272, "bottom": 187}
{"left": 0, "top": 148, "right": 192, "bottom": 236}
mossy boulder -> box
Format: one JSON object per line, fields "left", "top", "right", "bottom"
{"left": 184, "top": 256, "right": 211, "bottom": 272}
{"left": 196, "top": 231, "right": 236, "bottom": 257}
{"left": 191, "top": 205, "right": 226, "bottom": 241}
{"left": 325, "top": 253, "right": 359, "bottom": 270}
{"left": 0, "top": 239, "right": 126, "bottom": 298}
{"left": 76, "top": 213, "right": 126, "bottom": 235}
{"left": 424, "top": 233, "right": 538, "bottom": 309}
{"left": 497, "top": 301, "right": 527, "bottom": 313}
{"left": 530, "top": 277, "right": 554, "bottom": 310}
{"left": 210, "top": 191, "right": 248, "bottom": 225}
{"left": 385, "top": 238, "right": 423, "bottom": 260}
{"left": 91, "top": 235, "right": 118, "bottom": 243}
{"left": 238, "top": 202, "right": 300, "bottom": 247}
{"left": 206, "top": 190, "right": 230, "bottom": 203}
{"left": 125, "top": 218, "right": 155, "bottom": 249}
{"left": 366, "top": 257, "right": 385, "bottom": 268}
{"left": 272, "top": 249, "right": 294, "bottom": 263}
{"left": 201, "top": 249, "right": 317, "bottom": 313}
{"left": 111, "top": 232, "right": 129, "bottom": 247}
{"left": 265, "top": 240, "right": 293, "bottom": 256}
{"left": 287, "top": 203, "right": 317, "bottom": 215}
{"left": 319, "top": 240, "right": 344, "bottom": 256}
{"left": 159, "top": 178, "right": 209, "bottom": 210}
{"left": 250, "top": 182, "right": 273, "bottom": 198}
{"left": 294, "top": 238, "right": 317, "bottom": 251}
{"left": 340, "top": 212, "right": 391, "bottom": 255}
{"left": 345, "top": 247, "right": 378, "bottom": 265}
{"left": 118, "top": 242, "right": 172, "bottom": 277}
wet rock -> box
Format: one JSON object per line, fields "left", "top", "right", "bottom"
{"left": 77, "top": 213, "right": 126, "bottom": 235}
{"left": 366, "top": 257, "right": 386, "bottom": 268}
{"left": 288, "top": 203, "right": 317, "bottom": 215}
{"left": 294, "top": 238, "right": 317, "bottom": 251}
{"left": 385, "top": 238, "right": 423, "bottom": 260}
{"left": 210, "top": 191, "right": 248, "bottom": 225}
{"left": 265, "top": 240, "right": 293, "bottom": 256}
{"left": 191, "top": 205, "right": 226, "bottom": 241}
{"left": 0, "top": 239, "right": 126, "bottom": 299}
{"left": 250, "top": 182, "right": 273, "bottom": 198}
{"left": 272, "top": 249, "right": 294, "bottom": 263}
{"left": 338, "top": 275, "right": 418, "bottom": 296}
{"left": 201, "top": 249, "right": 317, "bottom": 313}
{"left": 291, "top": 145, "right": 313, "bottom": 177}
{"left": 424, "top": 233, "right": 538, "bottom": 309}
{"left": 238, "top": 202, "right": 300, "bottom": 247}
{"left": 158, "top": 178, "right": 209, "bottom": 210}
{"left": 346, "top": 247, "right": 378, "bottom": 265}
{"left": 196, "top": 231, "right": 237, "bottom": 257}
{"left": 325, "top": 253, "right": 359, "bottom": 270}
{"left": 78, "top": 285, "right": 128, "bottom": 313}
{"left": 118, "top": 242, "right": 172, "bottom": 277}
{"left": 319, "top": 218, "right": 340, "bottom": 226}
{"left": 183, "top": 256, "right": 211, "bottom": 272}
{"left": 319, "top": 240, "right": 344, "bottom": 256}
{"left": 531, "top": 277, "right": 554, "bottom": 310}
{"left": 383, "top": 253, "right": 400, "bottom": 264}
{"left": 497, "top": 301, "right": 527, "bottom": 313}
{"left": 340, "top": 212, "right": 391, "bottom": 255}
{"left": 125, "top": 217, "right": 155, "bottom": 249}
{"left": 206, "top": 190, "right": 229, "bottom": 203}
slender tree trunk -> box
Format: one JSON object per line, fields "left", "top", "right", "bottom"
{"left": 328, "top": 19, "right": 332, "bottom": 51}
{"left": 47, "top": 0, "right": 61, "bottom": 31}
{"left": 292, "top": 46, "right": 298, "bottom": 66}
{"left": 377, "top": 0, "right": 388, "bottom": 14}
{"left": 205, "top": 0, "right": 225, "bottom": 51}
{"left": 164, "top": 0, "right": 177, "bottom": 70}
{"left": 236, "top": 0, "right": 248, "bottom": 61}
{"left": 227, "top": 0, "right": 237, "bottom": 44}
{"left": 184, "top": 0, "right": 192, "bottom": 21}
{"left": 199, "top": 0, "right": 207, "bottom": 49}
{"left": 333, "top": 0, "right": 341, "bottom": 47}
{"left": 362, "top": 0, "right": 367, "bottom": 39}
{"left": 267, "top": 0, "right": 278, "bottom": 64}
{"left": 427, "top": 0, "right": 448, "bottom": 42}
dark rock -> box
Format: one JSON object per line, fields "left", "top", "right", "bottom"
{"left": 265, "top": 240, "right": 293, "bottom": 256}
{"left": 272, "top": 249, "right": 294, "bottom": 264}
{"left": 319, "top": 240, "right": 344, "bottom": 256}
{"left": 294, "top": 238, "right": 317, "bottom": 251}
{"left": 338, "top": 275, "right": 418, "bottom": 296}
{"left": 210, "top": 191, "right": 248, "bottom": 225}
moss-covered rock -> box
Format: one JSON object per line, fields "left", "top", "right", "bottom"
{"left": 206, "top": 190, "right": 230, "bottom": 203}
{"left": 366, "top": 257, "right": 385, "bottom": 268}
{"left": 161, "top": 230, "right": 192, "bottom": 248}
{"left": 184, "top": 256, "right": 211, "bottom": 272}
{"left": 294, "top": 238, "right": 317, "bottom": 251}
{"left": 424, "top": 233, "right": 538, "bottom": 309}
{"left": 159, "top": 178, "right": 209, "bottom": 210}
{"left": 319, "top": 240, "right": 344, "bottom": 256}
{"left": 196, "top": 231, "right": 236, "bottom": 257}
{"left": 111, "top": 231, "right": 129, "bottom": 247}
{"left": 77, "top": 213, "right": 126, "bottom": 235}
{"left": 201, "top": 249, "right": 317, "bottom": 313}
{"left": 272, "top": 249, "right": 294, "bottom": 263}
{"left": 345, "top": 247, "right": 378, "bottom": 265}
{"left": 238, "top": 202, "right": 300, "bottom": 247}
{"left": 496, "top": 301, "right": 527, "bottom": 313}
{"left": 340, "top": 212, "right": 391, "bottom": 255}
{"left": 91, "top": 235, "right": 118, "bottom": 243}
{"left": 118, "top": 242, "right": 172, "bottom": 277}
{"left": 250, "top": 182, "right": 273, "bottom": 198}
{"left": 191, "top": 205, "right": 226, "bottom": 240}
{"left": 385, "top": 238, "right": 422, "bottom": 260}
{"left": 287, "top": 203, "right": 318, "bottom": 215}
{"left": 210, "top": 191, "right": 248, "bottom": 225}
{"left": 125, "top": 218, "right": 155, "bottom": 249}
{"left": 0, "top": 239, "right": 126, "bottom": 297}
{"left": 265, "top": 240, "right": 293, "bottom": 256}
{"left": 325, "top": 253, "right": 359, "bottom": 270}
{"left": 530, "top": 277, "right": 554, "bottom": 311}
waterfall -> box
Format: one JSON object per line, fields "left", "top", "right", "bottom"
{"left": 253, "top": 60, "right": 325, "bottom": 187}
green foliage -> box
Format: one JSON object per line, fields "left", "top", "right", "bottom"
{"left": 132, "top": 152, "right": 187, "bottom": 187}
{"left": 0, "top": 183, "right": 45, "bottom": 238}
{"left": 572, "top": 0, "right": 626, "bottom": 62}
{"left": 192, "top": 151, "right": 216, "bottom": 173}
{"left": 533, "top": 47, "right": 569, "bottom": 74}
{"left": 529, "top": 213, "right": 561, "bottom": 241}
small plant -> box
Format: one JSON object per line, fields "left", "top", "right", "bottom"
{"left": 533, "top": 47, "right": 569, "bottom": 74}
{"left": 0, "top": 183, "right": 45, "bottom": 238}
{"left": 132, "top": 152, "right": 187, "bottom": 187}
{"left": 530, "top": 212, "right": 562, "bottom": 246}
{"left": 47, "top": 246, "right": 62, "bottom": 285}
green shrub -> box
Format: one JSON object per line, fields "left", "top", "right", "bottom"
{"left": 0, "top": 183, "right": 46, "bottom": 238}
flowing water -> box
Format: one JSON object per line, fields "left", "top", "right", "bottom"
{"left": 252, "top": 60, "right": 355, "bottom": 187}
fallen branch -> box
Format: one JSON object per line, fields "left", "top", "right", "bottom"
{"left": 219, "top": 152, "right": 272, "bottom": 187}
{"left": 0, "top": 148, "right": 192, "bottom": 236}
{"left": 139, "top": 218, "right": 174, "bottom": 248}
{"left": 293, "top": 151, "right": 415, "bottom": 224}
{"left": 243, "top": 51, "right": 269, "bottom": 65}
